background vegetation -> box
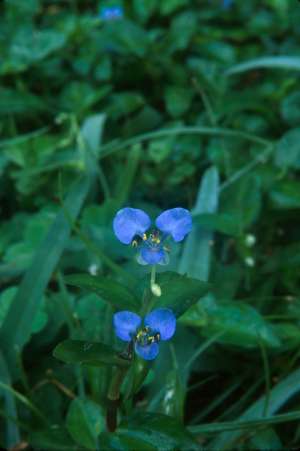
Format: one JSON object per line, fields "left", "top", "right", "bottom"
{"left": 1, "top": 0, "right": 300, "bottom": 449}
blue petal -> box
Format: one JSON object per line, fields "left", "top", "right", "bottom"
{"left": 144, "top": 308, "right": 176, "bottom": 341}
{"left": 113, "top": 311, "right": 141, "bottom": 342}
{"left": 155, "top": 208, "right": 192, "bottom": 242}
{"left": 139, "top": 245, "right": 165, "bottom": 265}
{"left": 113, "top": 208, "right": 151, "bottom": 244}
{"left": 135, "top": 342, "right": 159, "bottom": 360}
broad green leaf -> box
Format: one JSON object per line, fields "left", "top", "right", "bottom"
{"left": 11, "top": 29, "right": 66, "bottom": 65}
{"left": 274, "top": 128, "right": 300, "bottom": 169}
{"left": 120, "top": 412, "right": 198, "bottom": 451}
{"left": 225, "top": 56, "right": 300, "bottom": 76}
{"left": 0, "top": 87, "right": 43, "bottom": 114}
{"left": 164, "top": 86, "right": 193, "bottom": 118}
{"left": 179, "top": 166, "right": 219, "bottom": 280}
{"left": 107, "top": 92, "right": 144, "bottom": 119}
{"left": 53, "top": 340, "right": 131, "bottom": 368}
{"left": 180, "top": 296, "right": 280, "bottom": 348}
{"left": 64, "top": 274, "right": 140, "bottom": 311}
{"left": 66, "top": 398, "right": 104, "bottom": 450}
{"left": 193, "top": 213, "right": 241, "bottom": 236}
{"left": 0, "top": 176, "right": 90, "bottom": 365}
{"left": 153, "top": 272, "right": 210, "bottom": 318}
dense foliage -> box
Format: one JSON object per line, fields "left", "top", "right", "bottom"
{"left": 1, "top": 0, "right": 300, "bottom": 449}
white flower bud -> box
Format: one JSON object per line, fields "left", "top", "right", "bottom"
{"left": 88, "top": 263, "right": 98, "bottom": 276}
{"left": 151, "top": 283, "right": 162, "bottom": 297}
{"left": 245, "top": 256, "right": 255, "bottom": 267}
{"left": 245, "top": 234, "right": 256, "bottom": 247}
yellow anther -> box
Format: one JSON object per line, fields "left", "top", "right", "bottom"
{"left": 132, "top": 240, "right": 138, "bottom": 247}
{"left": 142, "top": 233, "right": 147, "bottom": 241}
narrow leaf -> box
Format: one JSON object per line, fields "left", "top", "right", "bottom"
{"left": 0, "top": 176, "right": 90, "bottom": 364}
{"left": 178, "top": 167, "right": 219, "bottom": 280}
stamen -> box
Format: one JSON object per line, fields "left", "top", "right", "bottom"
{"left": 142, "top": 233, "right": 147, "bottom": 241}
{"left": 131, "top": 240, "right": 138, "bottom": 247}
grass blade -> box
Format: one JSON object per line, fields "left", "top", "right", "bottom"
{"left": 225, "top": 56, "right": 300, "bottom": 76}
{"left": 0, "top": 176, "right": 90, "bottom": 361}
{"left": 210, "top": 366, "right": 300, "bottom": 449}
{"left": 0, "top": 352, "right": 20, "bottom": 448}
{"left": 178, "top": 166, "right": 219, "bottom": 280}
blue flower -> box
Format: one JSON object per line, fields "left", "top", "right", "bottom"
{"left": 113, "top": 308, "right": 176, "bottom": 360}
{"left": 113, "top": 207, "right": 192, "bottom": 265}
{"left": 99, "top": 5, "right": 123, "bottom": 21}
{"left": 222, "top": 0, "right": 233, "bottom": 9}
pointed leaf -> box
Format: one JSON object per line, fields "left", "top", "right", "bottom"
{"left": 53, "top": 340, "right": 131, "bottom": 368}
{"left": 154, "top": 272, "right": 210, "bottom": 318}
{"left": 65, "top": 274, "right": 140, "bottom": 311}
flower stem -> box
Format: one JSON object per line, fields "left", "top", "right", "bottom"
{"left": 106, "top": 343, "right": 132, "bottom": 432}
{"left": 150, "top": 265, "right": 156, "bottom": 288}
{"left": 150, "top": 265, "right": 161, "bottom": 297}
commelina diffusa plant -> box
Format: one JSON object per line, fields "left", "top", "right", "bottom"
{"left": 112, "top": 207, "right": 192, "bottom": 360}
{"left": 54, "top": 206, "right": 207, "bottom": 434}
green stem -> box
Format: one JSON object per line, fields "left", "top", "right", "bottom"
{"left": 150, "top": 265, "right": 156, "bottom": 288}
{"left": 106, "top": 366, "right": 128, "bottom": 432}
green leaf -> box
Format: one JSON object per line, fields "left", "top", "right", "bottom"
{"left": 164, "top": 86, "right": 193, "bottom": 118}
{"left": 193, "top": 213, "right": 241, "bottom": 236}
{"left": 220, "top": 174, "right": 261, "bottom": 231}
{"left": 29, "top": 427, "right": 77, "bottom": 451}
{"left": 99, "top": 431, "right": 157, "bottom": 450}
{"left": 160, "top": 0, "right": 189, "bottom": 15}
{"left": 189, "top": 410, "right": 300, "bottom": 435}
{"left": 225, "top": 56, "right": 300, "bottom": 76}
{"left": 81, "top": 114, "right": 106, "bottom": 155}
{"left": 249, "top": 427, "right": 282, "bottom": 451}
{"left": 180, "top": 296, "right": 280, "bottom": 349}
{"left": 11, "top": 29, "right": 66, "bottom": 65}
{"left": 53, "top": 340, "right": 131, "bottom": 368}
{"left": 154, "top": 272, "right": 210, "bottom": 318}
{"left": 179, "top": 166, "right": 219, "bottom": 280}
{"left": 270, "top": 180, "right": 300, "bottom": 209}
{"left": 275, "top": 128, "right": 300, "bottom": 169}
{"left": 281, "top": 91, "right": 300, "bottom": 126}
{"left": 64, "top": 274, "right": 140, "bottom": 311}
{"left": 120, "top": 412, "right": 199, "bottom": 451}
{"left": 0, "top": 176, "right": 91, "bottom": 365}
{"left": 0, "top": 87, "right": 43, "bottom": 115}
{"left": 66, "top": 398, "right": 104, "bottom": 450}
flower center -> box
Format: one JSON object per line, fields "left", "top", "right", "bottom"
{"left": 136, "top": 326, "right": 160, "bottom": 347}
{"left": 144, "top": 231, "right": 161, "bottom": 246}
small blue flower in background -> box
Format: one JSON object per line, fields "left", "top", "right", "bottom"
{"left": 114, "top": 308, "right": 176, "bottom": 360}
{"left": 99, "top": 5, "right": 123, "bottom": 21}
{"left": 113, "top": 207, "right": 192, "bottom": 265}
{"left": 222, "top": 0, "right": 233, "bottom": 9}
